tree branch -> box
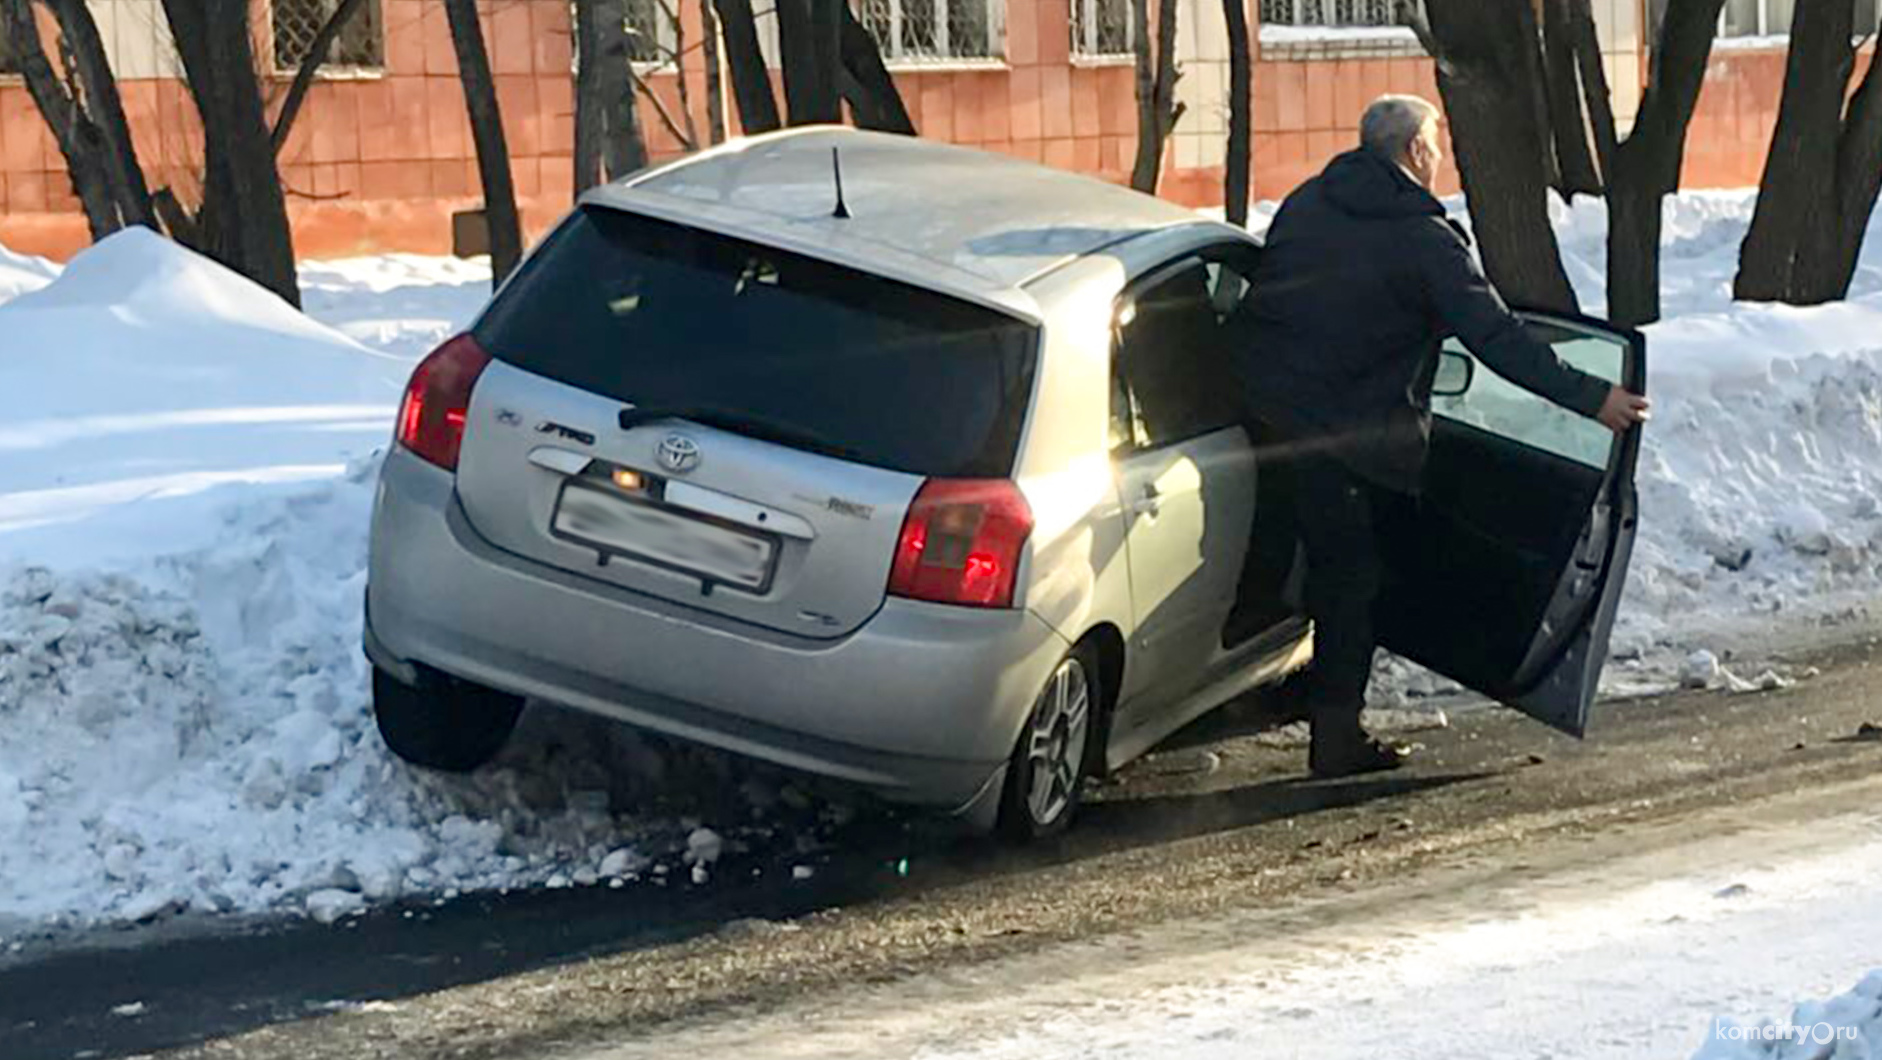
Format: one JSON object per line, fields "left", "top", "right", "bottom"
{"left": 629, "top": 64, "right": 697, "bottom": 152}
{"left": 271, "top": 0, "right": 371, "bottom": 156}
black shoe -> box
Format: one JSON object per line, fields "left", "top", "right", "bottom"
{"left": 1309, "top": 732, "right": 1411, "bottom": 779}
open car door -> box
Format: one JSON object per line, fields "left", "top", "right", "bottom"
{"left": 1374, "top": 311, "right": 1645, "bottom": 738}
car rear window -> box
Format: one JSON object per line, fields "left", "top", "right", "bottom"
{"left": 474, "top": 206, "right": 1040, "bottom": 479}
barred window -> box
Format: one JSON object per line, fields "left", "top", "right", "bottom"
{"left": 272, "top": 0, "right": 384, "bottom": 71}
{"left": 1259, "top": 0, "right": 1395, "bottom": 25}
{"left": 1072, "top": 0, "right": 1132, "bottom": 56}
{"left": 1649, "top": 0, "right": 1879, "bottom": 39}
{"left": 857, "top": 0, "right": 1002, "bottom": 62}
{"left": 625, "top": 0, "right": 681, "bottom": 64}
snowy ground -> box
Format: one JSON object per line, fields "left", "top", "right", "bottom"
{"left": 570, "top": 781, "right": 1882, "bottom": 1060}
{"left": 2, "top": 189, "right": 1881, "bottom": 942}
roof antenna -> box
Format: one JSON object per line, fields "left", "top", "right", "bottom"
{"left": 830, "top": 147, "right": 851, "bottom": 219}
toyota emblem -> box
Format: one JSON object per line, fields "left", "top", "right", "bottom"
{"left": 656, "top": 433, "right": 701, "bottom": 474}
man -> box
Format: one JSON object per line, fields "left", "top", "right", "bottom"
{"left": 1235, "top": 95, "right": 1651, "bottom": 779}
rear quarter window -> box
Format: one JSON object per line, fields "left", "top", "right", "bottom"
{"left": 474, "top": 207, "right": 1040, "bottom": 479}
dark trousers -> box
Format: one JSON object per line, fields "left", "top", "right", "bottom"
{"left": 1271, "top": 451, "right": 1394, "bottom": 743}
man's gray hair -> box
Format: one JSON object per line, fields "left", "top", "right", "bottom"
{"left": 1359, "top": 95, "right": 1441, "bottom": 161}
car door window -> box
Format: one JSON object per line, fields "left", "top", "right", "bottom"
{"left": 1112, "top": 259, "right": 1245, "bottom": 451}
{"left": 1432, "top": 321, "right": 1627, "bottom": 469}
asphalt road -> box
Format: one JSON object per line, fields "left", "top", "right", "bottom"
{"left": 6, "top": 639, "right": 1882, "bottom": 1060}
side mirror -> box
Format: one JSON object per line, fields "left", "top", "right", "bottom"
{"left": 1433, "top": 349, "right": 1475, "bottom": 398}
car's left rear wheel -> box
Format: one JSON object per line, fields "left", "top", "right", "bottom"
{"left": 372, "top": 665, "right": 524, "bottom": 773}
{"left": 997, "top": 646, "right": 1098, "bottom": 842}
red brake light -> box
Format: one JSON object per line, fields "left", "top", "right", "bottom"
{"left": 888, "top": 479, "right": 1034, "bottom": 609}
{"left": 396, "top": 334, "right": 491, "bottom": 471}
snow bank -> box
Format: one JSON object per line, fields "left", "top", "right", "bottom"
{"left": 0, "top": 242, "right": 59, "bottom": 307}
{"left": 1694, "top": 970, "right": 1882, "bottom": 1059}
{"left": 0, "top": 228, "right": 411, "bottom": 567}
{"left": 0, "top": 234, "right": 738, "bottom": 940}
{"left": 1552, "top": 192, "right": 1882, "bottom": 684}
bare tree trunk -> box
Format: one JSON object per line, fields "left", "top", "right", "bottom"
{"left": 574, "top": 0, "right": 646, "bottom": 194}
{"left": 1599, "top": 0, "right": 1722, "bottom": 327}
{"left": 1827, "top": 50, "right": 1882, "bottom": 295}
{"left": 42, "top": 0, "right": 155, "bottom": 229}
{"left": 1735, "top": 1, "right": 1857, "bottom": 305}
{"left": 271, "top": 0, "right": 370, "bottom": 155}
{"left": 839, "top": 3, "right": 915, "bottom": 133}
{"left": 778, "top": 0, "right": 841, "bottom": 124}
{"left": 1, "top": 0, "right": 120, "bottom": 237}
{"left": 1537, "top": 0, "right": 1600, "bottom": 198}
{"left": 1222, "top": 0, "right": 1251, "bottom": 226}
{"left": 701, "top": 0, "right": 728, "bottom": 144}
{"left": 1417, "top": 0, "right": 1577, "bottom": 313}
{"left": 1129, "top": 0, "right": 1181, "bottom": 192}
{"left": 713, "top": 0, "right": 781, "bottom": 133}
{"left": 602, "top": 8, "right": 650, "bottom": 178}
{"left": 161, "top": 0, "right": 300, "bottom": 308}
{"left": 443, "top": 0, "right": 523, "bottom": 286}
{"left": 574, "top": 0, "right": 606, "bottom": 194}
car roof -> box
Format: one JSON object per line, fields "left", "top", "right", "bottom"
{"left": 580, "top": 127, "right": 1222, "bottom": 307}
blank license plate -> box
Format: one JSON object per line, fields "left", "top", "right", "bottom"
{"left": 554, "top": 484, "right": 776, "bottom": 591}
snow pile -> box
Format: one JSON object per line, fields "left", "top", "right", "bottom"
{"left": 0, "top": 241, "right": 59, "bottom": 306}
{"left": 1694, "top": 970, "right": 1882, "bottom": 1059}
{"left": 0, "top": 228, "right": 411, "bottom": 567}
{"left": 298, "top": 252, "right": 491, "bottom": 360}
{"left": 1552, "top": 192, "right": 1882, "bottom": 682}
{"left": 0, "top": 234, "right": 753, "bottom": 939}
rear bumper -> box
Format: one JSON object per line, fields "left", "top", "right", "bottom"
{"left": 364, "top": 447, "right": 1070, "bottom": 814}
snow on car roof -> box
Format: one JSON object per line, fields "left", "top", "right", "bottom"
{"left": 582, "top": 127, "right": 1214, "bottom": 300}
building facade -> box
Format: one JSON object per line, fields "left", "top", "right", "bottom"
{"left": 0, "top": 0, "right": 1845, "bottom": 261}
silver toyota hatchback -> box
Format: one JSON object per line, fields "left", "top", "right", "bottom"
{"left": 365, "top": 129, "right": 1643, "bottom": 839}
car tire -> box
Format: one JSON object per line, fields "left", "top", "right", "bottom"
{"left": 372, "top": 665, "right": 524, "bottom": 773}
{"left": 997, "top": 643, "right": 1101, "bottom": 843}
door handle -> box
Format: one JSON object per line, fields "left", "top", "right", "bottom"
{"left": 1130, "top": 482, "right": 1161, "bottom": 516}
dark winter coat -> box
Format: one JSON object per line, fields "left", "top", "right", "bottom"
{"left": 1234, "top": 149, "right": 1612, "bottom": 494}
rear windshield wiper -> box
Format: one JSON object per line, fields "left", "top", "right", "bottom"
{"left": 617, "top": 405, "right": 863, "bottom": 463}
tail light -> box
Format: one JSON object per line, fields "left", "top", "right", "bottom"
{"left": 397, "top": 334, "right": 491, "bottom": 471}
{"left": 889, "top": 479, "right": 1033, "bottom": 609}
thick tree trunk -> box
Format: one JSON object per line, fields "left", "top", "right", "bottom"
{"left": 1538, "top": 0, "right": 1600, "bottom": 198}
{"left": 574, "top": 0, "right": 646, "bottom": 194}
{"left": 43, "top": 0, "right": 155, "bottom": 229}
{"left": 443, "top": 0, "right": 523, "bottom": 286}
{"left": 161, "top": 0, "right": 300, "bottom": 308}
{"left": 1222, "top": 0, "right": 1251, "bottom": 226}
{"left": 1604, "top": 181, "right": 1664, "bottom": 328}
{"left": 573, "top": 0, "right": 605, "bottom": 194}
{"left": 778, "top": 0, "right": 841, "bottom": 124}
{"left": 701, "top": 0, "right": 728, "bottom": 144}
{"left": 1735, "top": 1, "right": 1855, "bottom": 305}
{"left": 839, "top": 3, "right": 915, "bottom": 134}
{"left": 1827, "top": 50, "right": 1882, "bottom": 295}
{"left": 713, "top": 0, "right": 781, "bottom": 134}
{"left": 1422, "top": 0, "right": 1577, "bottom": 313}
{"left": 1603, "top": 0, "right": 1721, "bottom": 326}
{"left": 1, "top": 0, "right": 120, "bottom": 237}
{"left": 1130, "top": 0, "right": 1180, "bottom": 192}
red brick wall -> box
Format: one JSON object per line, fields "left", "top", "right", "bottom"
{"left": 0, "top": 3, "right": 1812, "bottom": 262}
{"left": 1243, "top": 52, "right": 1459, "bottom": 202}
{"left": 1681, "top": 48, "right": 1786, "bottom": 190}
